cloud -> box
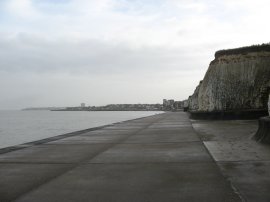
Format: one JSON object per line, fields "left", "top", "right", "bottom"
{"left": 0, "top": 32, "right": 206, "bottom": 75}
{"left": 0, "top": 0, "right": 270, "bottom": 109}
{"left": 5, "top": 0, "right": 41, "bottom": 19}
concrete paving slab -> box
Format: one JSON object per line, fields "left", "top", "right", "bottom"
{"left": 79, "top": 129, "right": 134, "bottom": 136}
{"left": 192, "top": 118, "right": 270, "bottom": 202}
{"left": 149, "top": 122, "right": 190, "bottom": 127}
{"left": 152, "top": 120, "right": 190, "bottom": 123}
{"left": 148, "top": 125, "right": 191, "bottom": 129}
{"left": 103, "top": 126, "right": 145, "bottom": 130}
{"left": 218, "top": 161, "right": 270, "bottom": 202}
{"left": 192, "top": 120, "right": 258, "bottom": 141}
{"left": 115, "top": 123, "right": 151, "bottom": 126}
{"left": 15, "top": 163, "right": 241, "bottom": 202}
{"left": 151, "top": 122, "right": 189, "bottom": 125}
{"left": 0, "top": 144, "right": 112, "bottom": 163}
{"left": 204, "top": 140, "right": 270, "bottom": 162}
{"left": 135, "top": 127, "right": 195, "bottom": 135}
{"left": 0, "top": 163, "right": 71, "bottom": 202}
{"left": 123, "top": 129, "right": 200, "bottom": 143}
{"left": 151, "top": 120, "right": 190, "bottom": 123}
{"left": 46, "top": 134, "right": 128, "bottom": 144}
{"left": 90, "top": 142, "right": 212, "bottom": 163}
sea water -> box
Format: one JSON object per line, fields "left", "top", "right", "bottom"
{"left": 0, "top": 110, "right": 162, "bottom": 149}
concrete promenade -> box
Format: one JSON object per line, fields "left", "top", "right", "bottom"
{"left": 193, "top": 118, "right": 270, "bottom": 202}
{"left": 0, "top": 112, "right": 266, "bottom": 202}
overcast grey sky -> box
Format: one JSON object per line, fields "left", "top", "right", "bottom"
{"left": 0, "top": 0, "right": 269, "bottom": 109}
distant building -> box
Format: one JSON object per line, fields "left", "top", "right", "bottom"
{"left": 183, "top": 100, "right": 189, "bottom": 111}
{"left": 81, "top": 103, "right": 86, "bottom": 108}
{"left": 174, "top": 101, "right": 184, "bottom": 109}
{"left": 163, "top": 99, "right": 168, "bottom": 106}
{"left": 168, "top": 99, "right": 175, "bottom": 107}
{"left": 163, "top": 99, "right": 175, "bottom": 110}
{"left": 163, "top": 99, "right": 185, "bottom": 111}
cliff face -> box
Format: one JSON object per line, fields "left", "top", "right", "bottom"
{"left": 189, "top": 46, "right": 270, "bottom": 113}
{"left": 268, "top": 94, "right": 270, "bottom": 115}
{"left": 188, "top": 81, "right": 202, "bottom": 111}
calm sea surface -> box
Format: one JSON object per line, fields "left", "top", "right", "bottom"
{"left": 0, "top": 110, "right": 163, "bottom": 149}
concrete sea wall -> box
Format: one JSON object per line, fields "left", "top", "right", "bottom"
{"left": 253, "top": 92, "right": 270, "bottom": 144}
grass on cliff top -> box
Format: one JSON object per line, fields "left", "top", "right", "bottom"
{"left": 215, "top": 43, "right": 270, "bottom": 58}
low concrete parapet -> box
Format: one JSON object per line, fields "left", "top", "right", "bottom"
{"left": 253, "top": 116, "right": 270, "bottom": 144}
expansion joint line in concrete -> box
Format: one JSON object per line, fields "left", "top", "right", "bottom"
{"left": 12, "top": 114, "right": 167, "bottom": 202}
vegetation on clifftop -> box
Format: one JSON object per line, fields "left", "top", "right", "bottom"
{"left": 215, "top": 43, "right": 270, "bottom": 58}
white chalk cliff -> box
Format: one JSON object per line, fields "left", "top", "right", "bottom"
{"left": 188, "top": 45, "right": 270, "bottom": 112}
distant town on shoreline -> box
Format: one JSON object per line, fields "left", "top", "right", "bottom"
{"left": 22, "top": 99, "right": 186, "bottom": 112}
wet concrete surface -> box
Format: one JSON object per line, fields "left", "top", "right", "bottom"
{"left": 192, "top": 119, "right": 270, "bottom": 202}
{"left": 0, "top": 112, "right": 244, "bottom": 202}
